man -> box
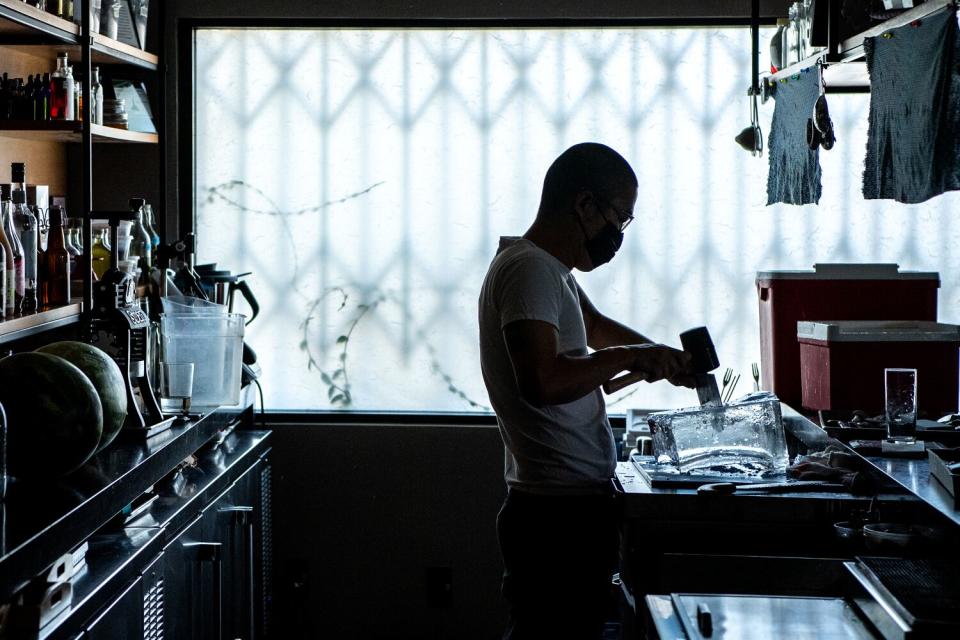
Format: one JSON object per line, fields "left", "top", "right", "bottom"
{"left": 478, "top": 142, "right": 693, "bottom": 638}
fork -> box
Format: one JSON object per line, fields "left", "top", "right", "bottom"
{"left": 720, "top": 368, "right": 733, "bottom": 403}
{"left": 723, "top": 374, "right": 741, "bottom": 404}
{"left": 752, "top": 362, "right": 760, "bottom": 392}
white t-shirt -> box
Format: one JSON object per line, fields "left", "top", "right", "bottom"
{"left": 478, "top": 236, "right": 616, "bottom": 493}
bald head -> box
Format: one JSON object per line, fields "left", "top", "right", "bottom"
{"left": 538, "top": 143, "right": 637, "bottom": 217}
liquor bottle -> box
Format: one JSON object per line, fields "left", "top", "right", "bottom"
{"left": 41, "top": 206, "right": 69, "bottom": 309}
{"left": 50, "top": 52, "right": 74, "bottom": 121}
{"left": 92, "top": 228, "right": 111, "bottom": 280}
{"left": 91, "top": 67, "right": 103, "bottom": 125}
{"left": 37, "top": 72, "right": 50, "bottom": 121}
{"left": 128, "top": 198, "right": 152, "bottom": 275}
{"left": 13, "top": 78, "right": 27, "bottom": 120}
{"left": 12, "top": 192, "right": 38, "bottom": 314}
{"left": 25, "top": 75, "right": 34, "bottom": 119}
{"left": 0, "top": 188, "right": 12, "bottom": 318}
{"left": 64, "top": 221, "right": 82, "bottom": 299}
{"left": 0, "top": 73, "right": 7, "bottom": 120}
{"left": 143, "top": 203, "right": 160, "bottom": 252}
{"left": 72, "top": 66, "right": 80, "bottom": 121}
{"left": 5, "top": 191, "right": 26, "bottom": 313}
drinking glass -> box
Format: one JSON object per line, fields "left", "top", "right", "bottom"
{"left": 885, "top": 368, "right": 918, "bottom": 442}
{"left": 161, "top": 362, "right": 195, "bottom": 414}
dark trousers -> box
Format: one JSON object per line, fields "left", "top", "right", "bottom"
{"left": 496, "top": 487, "right": 620, "bottom": 640}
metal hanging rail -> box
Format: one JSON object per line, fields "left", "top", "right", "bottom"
{"left": 767, "top": 0, "right": 957, "bottom": 84}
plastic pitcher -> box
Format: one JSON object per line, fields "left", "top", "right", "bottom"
{"left": 160, "top": 296, "right": 245, "bottom": 409}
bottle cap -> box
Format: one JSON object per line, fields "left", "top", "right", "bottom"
{"left": 129, "top": 197, "right": 146, "bottom": 210}
{"left": 0, "top": 184, "right": 9, "bottom": 201}
{"left": 12, "top": 190, "right": 25, "bottom": 204}
{"left": 11, "top": 162, "right": 25, "bottom": 183}
{"left": 48, "top": 206, "right": 63, "bottom": 226}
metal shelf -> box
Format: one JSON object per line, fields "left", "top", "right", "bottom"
{"left": 0, "top": 302, "right": 82, "bottom": 345}
{"left": 0, "top": 408, "right": 260, "bottom": 604}
{"left": 767, "top": 0, "right": 955, "bottom": 86}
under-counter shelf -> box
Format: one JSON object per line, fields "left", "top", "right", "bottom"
{"left": 0, "top": 0, "right": 158, "bottom": 70}
{"left": 0, "top": 121, "right": 158, "bottom": 144}
{"left": 0, "top": 302, "right": 82, "bottom": 345}
{"left": 0, "top": 407, "right": 255, "bottom": 605}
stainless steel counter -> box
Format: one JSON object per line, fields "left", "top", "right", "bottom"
{"left": 859, "top": 453, "right": 960, "bottom": 528}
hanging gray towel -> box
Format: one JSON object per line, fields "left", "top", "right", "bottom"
{"left": 766, "top": 69, "right": 822, "bottom": 205}
{"left": 863, "top": 7, "right": 960, "bottom": 204}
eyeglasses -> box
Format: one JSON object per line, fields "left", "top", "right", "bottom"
{"left": 597, "top": 197, "right": 634, "bottom": 231}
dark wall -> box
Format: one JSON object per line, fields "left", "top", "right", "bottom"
{"left": 269, "top": 420, "right": 507, "bottom": 639}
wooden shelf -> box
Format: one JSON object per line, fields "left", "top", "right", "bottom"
{"left": 0, "top": 0, "right": 157, "bottom": 70}
{"left": 92, "top": 32, "right": 158, "bottom": 70}
{"left": 0, "top": 0, "right": 78, "bottom": 44}
{"left": 0, "top": 120, "right": 158, "bottom": 143}
{"left": 0, "top": 302, "right": 82, "bottom": 344}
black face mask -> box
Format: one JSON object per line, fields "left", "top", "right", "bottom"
{"left": 576, "top": 214, "right": 624, "bottom": 268}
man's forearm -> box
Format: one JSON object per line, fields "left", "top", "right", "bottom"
{"left": 524, "top": 347, "right": 636, "bottom": 407}
{"left": 588, "top": 314, "right": 653, "bottom": 350}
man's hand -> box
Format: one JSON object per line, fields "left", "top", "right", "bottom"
{"left": 625, "top": 344, "right": 696, "bottom": 388}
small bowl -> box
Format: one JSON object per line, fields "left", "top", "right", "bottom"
{"left": 863, "top": 523, "right": 937, "bottom": 552}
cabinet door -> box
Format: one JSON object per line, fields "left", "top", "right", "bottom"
{"left": 84, "top": 577, "right": 143, "bottom": 640}
{"left": 225, "top": 456, "right": 273, "bottom": 640}
{"left": 204, "top": 480, "right": 256, "bottom": 640}
{"left": 163, "top": 515, "right": 222, "bottom": 640}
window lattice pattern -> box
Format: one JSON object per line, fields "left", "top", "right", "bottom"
{"left": 195, "top": 28, "right": 960, "bottom": 411}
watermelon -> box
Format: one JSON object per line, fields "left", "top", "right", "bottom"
{"left": 37, "top": 341, "right": 128, "bottom": 453}
{"left": 0, "top": 352, "right": 103, "bottom": 479}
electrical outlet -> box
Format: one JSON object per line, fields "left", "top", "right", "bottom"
{"left": 425, "top": 566, "right": 453, "bottom": 608}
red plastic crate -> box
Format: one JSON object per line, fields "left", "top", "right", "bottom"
{"left": 757, "top": 264, "right": 939, "bottom": 410}
{"left": 797, "top": 321, "right": 960, "bottom": 415}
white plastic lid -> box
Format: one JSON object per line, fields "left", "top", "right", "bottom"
{"left": 757, "top": 263, "right": 939, "bottom": 281}
{"left": 797, "top": 320, "right": 960, "bottom": 343}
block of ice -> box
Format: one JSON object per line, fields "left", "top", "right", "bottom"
{"left": 648, "top": 392, "right": 789, "bottom": 476}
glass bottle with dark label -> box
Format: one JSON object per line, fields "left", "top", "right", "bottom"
{"left": 41, "top": 206, "right": 69, "bottom": 309}
{"left": 0, "top": 187, "right": 13, "bottom": 317}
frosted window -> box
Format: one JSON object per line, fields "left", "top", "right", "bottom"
{"left": 194, "top": 28, "right": 960, "bottom": 412}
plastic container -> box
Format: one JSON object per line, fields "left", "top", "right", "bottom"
{"left": 797, "top": 320, "right": 960, "bottom": 414}
{"left": 757, "top": 264, "right": 939, "bottom": 410}
{"left": 160, "top": 310, "right": 244, "bottom": 409}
